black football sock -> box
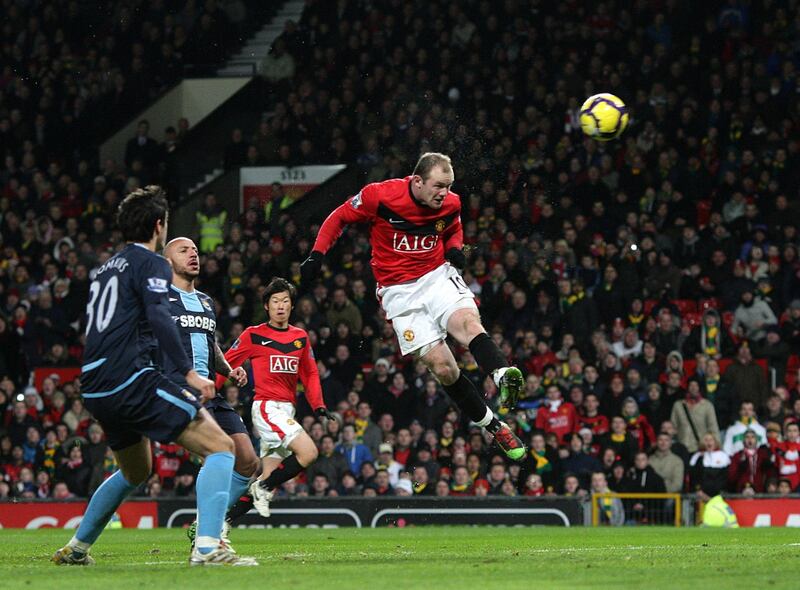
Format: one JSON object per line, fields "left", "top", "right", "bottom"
{"left": 226, "top": 494, "right": 254, "bottom": 524}
{"left": 468, "top": 332, "right": 508, "bottom": 375}
{"left": 442, "top": 373, "right": 492, "bottom": 424}
{"left": 260, "top": 455, "right": 304, "bottom": 491}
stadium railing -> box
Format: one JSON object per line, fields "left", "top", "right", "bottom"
{"left": 591, "top": 493, "right": 683, "bottom": 527}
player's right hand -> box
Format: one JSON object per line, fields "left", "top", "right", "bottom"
{"left": 300, "top": 250, "right": 324, "bottom": 285}
{"left": 315, "top": 407, "right": 339, "bottom": 423}
{"left": 445, "top": 247, "right": 466, "bottom": 270}
{"left": 186, "top": 369, "right": 216, "bottom": 401}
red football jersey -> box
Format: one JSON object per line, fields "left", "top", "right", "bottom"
{"left": 772, "top": 440, "right": 800, "bottom": 489}
{"left": 535, "top": 402, "right": 578, "bottom": 443}
{"left": 312, "top": 176, "right": 463, "bottom": 286}
{"left": 577, "top": 413, "right": 610, "bottom": 436}
{"left": 221, "top": 323, "right": 324, "bottom": 409}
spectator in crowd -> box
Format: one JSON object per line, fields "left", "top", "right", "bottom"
{"left": 682, "top": 309, "right": 733, "bottom": 360}
{"left": 590, "top": 472, "right": 624, "bottom": 527}
{"left": 624, "top": 452, "right": 666, "bottom": 523}
{"left": 727, "top": 430, "right": 773, "bottom": 494}
{"left": 689, "top": 434, "right": 731, "bottom": 500}
{"left": 559, "top": 433, "right": 602, "bottom": 489}
{"left": 699, "top": 359, "right": 734, "bottom": 430}
{"left": 732, "top": 290, "right": 777, "bottom": 343}
{"left": 670, "top": 378, "right": 720, "bottom": 454}
{"left": 306, "top": 435, "right": 349, "bottom": 487}
{"left": 335, "top": 424, "right": 373, "bottom": 475}
{"left": 649, "top": 433, "right": 685, "bottom": 494}
{"left": 771, "top": 422, "right": 800, "bottom": 493}
{"left": 722, "top": 402, "right": 768, "bottom": 457}
{"left": 598, "top": 417, "right": 638, "bottom": 467}
{"left": 535, "top": 385, "right": 577, "bottom": 442}
{"left": 722, "top": 343, "right": 770, "bottom": 414}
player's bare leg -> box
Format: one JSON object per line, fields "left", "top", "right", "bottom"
{"left": 421, "top": 341, "right": 525, "bottom": 461}
{"left": 447, "top": 307, "right": 524, "bottom": 411}
{"left": 53, "top": 437, "right": 153, "bottom": 565}
{"left": 249, "top": 432, "right": 319, "bottom": 517}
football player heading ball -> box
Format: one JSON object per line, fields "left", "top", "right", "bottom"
{"left": 301, "top": 152, "right": 526, "bottom": 461}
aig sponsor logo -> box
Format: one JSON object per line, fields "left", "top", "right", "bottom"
{"left": 392, "top": 233, "right": 439, "bottom": 252}
{"left": 271, "top": 355, "right": 299, "bottom": 373}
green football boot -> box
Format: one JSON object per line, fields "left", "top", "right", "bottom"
{"left": 497, "top": 366, "right": 524, "bottom": 410}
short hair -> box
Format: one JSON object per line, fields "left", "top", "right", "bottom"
{"left": 413, "top": 152, "right": 453, "bottom": 180}
{"left": 116, "top": 185, "right": 168, "bottom": 242}
{"left": 262, "top": 277, "right": 297, "bottom": 305}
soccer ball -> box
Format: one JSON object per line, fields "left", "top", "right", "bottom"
{"left": 580, "top": 93, "right": 629, "bottom": 141}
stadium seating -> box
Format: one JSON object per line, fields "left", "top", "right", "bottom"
{"left": 1, "top": 0, "right": 799, "bottom": 503}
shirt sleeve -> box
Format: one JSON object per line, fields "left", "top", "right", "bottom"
{"left": 442, "top": 201, "right": 464, "bottom": 251}
{"left": 139, "top": 255, "right": 192, "bottom": 376}
{"left": 224, "top": 329, "right": 254, "bottom": 369}
{"left": 312, "top": 185, "right": 378, "bottom": 254}
{"left": 298, "top": 339, "right": 324, "bottom": 410}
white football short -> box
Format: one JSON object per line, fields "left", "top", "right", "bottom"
{"left": 377, "top": 263, "right": 477, "bottom": 356}
{"left": 251, "top": 400, "right": 304, "bottom": 459}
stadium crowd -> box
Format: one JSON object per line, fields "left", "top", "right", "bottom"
{"left": 2, "top": 0, "right": 800, "bottom": 516}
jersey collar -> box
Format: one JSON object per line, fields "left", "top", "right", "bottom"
{"left": 171, "top": 284, "right": 196, "bottom": 295}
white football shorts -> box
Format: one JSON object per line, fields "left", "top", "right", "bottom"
{"left": 251, "top": 400, "right": 304, "bottom": 459}
{"left": 377, "top": 262, "right": 477, "bottom": 356}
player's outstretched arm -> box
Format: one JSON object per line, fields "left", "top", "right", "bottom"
{"left": 302, "top": 189, "right": 376, "bottom": 285}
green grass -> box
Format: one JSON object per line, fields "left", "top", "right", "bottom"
{"left": 3, "top": 527, "right": 800, "bottom": 590}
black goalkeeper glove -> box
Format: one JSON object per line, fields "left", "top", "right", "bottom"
{"left": 300, "top": 250, "right": 324, "bottom": 286}
{"left": 315, "top": 407, "right": 339, "bottom": 422}
{"left": 445, "top": 247, "right": 466, "bottom": 270}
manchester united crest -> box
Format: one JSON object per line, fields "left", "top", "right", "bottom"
{"left": 294, "top": 339, "right": 303, "bottom": 348}
{"left": 403, "top": 329, "right": 415, "bottom": 342}
{"left": 435, "top": 219, "right": 446, "bottom": 233}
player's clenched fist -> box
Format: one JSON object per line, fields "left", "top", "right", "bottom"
{"left": 229, "top": 366, "right": 248, "bottom": 387}
{"left": 300, "top": 250, "right": 323, "bottom": 285}
{"left": 186, "top": 369, "right": 216, "bottom": 401}
{"left": 445, "top": 247, "right": 466, "bottom": 270}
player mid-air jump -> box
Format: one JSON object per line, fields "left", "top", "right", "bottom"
{"left": 301, "top": 152, "right": 526, "bottom": 460}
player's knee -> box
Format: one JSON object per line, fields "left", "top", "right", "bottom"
{"left": 297, "top": 443, "right": 318, "bottom": 467}
{"left": 431, "top": 362, "right": 459, "bottom": 386}
{"left": 463, "top": 315, "right": 484, "bottom": 339}
{"left": 207, "top": 432, "right": 235, "bottom": 456}
{"left": 308, "top": 444, "right": 319, "bottom": 463}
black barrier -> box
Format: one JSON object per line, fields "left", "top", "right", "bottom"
{"left": 159, "top": 497, "right": 584, "bottom": 528}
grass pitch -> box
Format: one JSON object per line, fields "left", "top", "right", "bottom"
{"left": 3, "top": 527, "right": 799, "bottom": 590}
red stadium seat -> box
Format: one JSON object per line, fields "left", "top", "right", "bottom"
{"left": 696, "top": 199, "right": 713, "bottom": 227}
{"left": 672, "top": 299, "right": 697, "bottom": 315}
{"left": 699, "top": 298, "right": 720, "bottom": 310}
{"left": 721, "top": 311, "right": 734, "bottom": 328}
{"left": 683, "top": 359, "right": 697, "bottom": 376}
{"left": 718, "top": 358, "right": 734, "bottom": 374}
{"left": 644, "top": 299, "right": 658, "bottom": 316}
